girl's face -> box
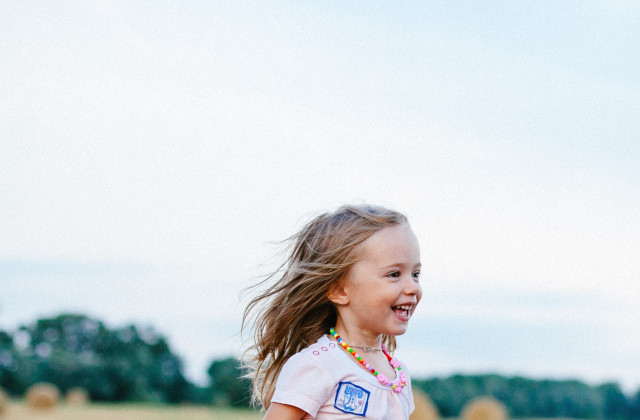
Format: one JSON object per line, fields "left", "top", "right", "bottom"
{"left": 332, "top": 223, "right": 422, "bottom": 338}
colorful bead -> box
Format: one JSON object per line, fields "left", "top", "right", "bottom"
{"left": 329, "top": 328, "right": 406, "bottom": 393}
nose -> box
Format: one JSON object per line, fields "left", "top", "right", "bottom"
{"left": 403, "top": 275, "right": 421, "bottom": 296}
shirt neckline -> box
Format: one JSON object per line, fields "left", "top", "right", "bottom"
{"left": 317, "top": 335, "right": 400, "bottom": 390}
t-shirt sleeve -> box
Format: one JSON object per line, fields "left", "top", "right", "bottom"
{"left": 271, "top": 352, "right": 336, "bottom": 417}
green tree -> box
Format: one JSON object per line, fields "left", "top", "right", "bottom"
{"left": 413, "top": 374, "right": 621, "bottom": 418}
{"left": 15, "top": 314, "right": 191, "bottom": 403}
{"left": 207, "top": 357, "right": 251, "bottom": 407}
{"left": 628, "top": 388, "right": 640, "bottom": 420}
{"left": 598, "top": 383, "right": 630, "bottom": 419}
{"left": 0, "top": 331, "right": 19, "bottom": 393}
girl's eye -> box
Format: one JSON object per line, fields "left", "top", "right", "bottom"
{"left": 388, "top": 271, "right": 400, "bottom": 278}
{"left": 412, "top": 271, "right": 420, "bottom": 279}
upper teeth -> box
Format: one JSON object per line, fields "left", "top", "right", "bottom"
{"left": 396, "top": 305, "right": 411, "bottom": 310}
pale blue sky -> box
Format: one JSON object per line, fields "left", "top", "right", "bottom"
{"left": 1, "top": 1, "right": 639, "bottom": 391}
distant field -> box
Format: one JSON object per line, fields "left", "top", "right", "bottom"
{"left": 3, "top": 402, "right": 582, "bottom": 420}
{"left": 3, "top": 401, "right": 262, "bottom": 420}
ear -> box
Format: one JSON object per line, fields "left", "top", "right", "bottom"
{"left": 327, "top": 281, "right": 349, "bottom": 305}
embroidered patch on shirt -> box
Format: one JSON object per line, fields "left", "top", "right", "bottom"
{"left": 334, "top": 381, "right": 370, "bottom": 416}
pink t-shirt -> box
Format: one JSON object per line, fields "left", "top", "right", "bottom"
{"left": 271, "top": 335, "right": 415, "bottom": 419}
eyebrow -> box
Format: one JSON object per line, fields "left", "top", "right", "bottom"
{"left": 379, "top": 262, "right": 422, "bottom": 270}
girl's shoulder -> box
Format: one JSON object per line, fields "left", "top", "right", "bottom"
{"left": 275, "top": 336, "right": 340, "bottom": 400}
{"left": 285, "top": 335, "right": 341, "bottom": 370}
{"left": 273, "top": 337, "right": 345, "bottom": 417}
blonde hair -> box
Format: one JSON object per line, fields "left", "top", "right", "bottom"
{"left": 242, "top": 204, "right": 408, "bottom": 409}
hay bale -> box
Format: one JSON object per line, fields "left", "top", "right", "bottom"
{"left": 461, "top": 396, "right": 508, "bottom": 420}
{"left": 0, "top": 387, "right": 8, "bottom": 415}
{"left": 26, "top": 382, "right": 59, "bottom": 410}
{"left": 410, "top": 388, "right": 440, "bottom": 420}
{"left": 65, "top": 387, "right": 90, "bottom": 405}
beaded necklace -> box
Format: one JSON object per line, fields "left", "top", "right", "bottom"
{"left": 330, "top": 328, "right": 407, "bottom": 393}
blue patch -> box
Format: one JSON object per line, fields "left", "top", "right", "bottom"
{"left": 334, "top": 381, "right": 370, "bottom": 416}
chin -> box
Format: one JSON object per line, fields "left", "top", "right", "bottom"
{"left": 395, "top": 328, "right": 409, "bottom": 336}
{"left": 385, "top": 324, "right": 409, "bottom": 336}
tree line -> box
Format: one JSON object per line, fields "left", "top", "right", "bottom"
{"left": 0, "top": 314, "right": 204, "bottom": 403}
{"left": 413, "top": 375, "right": 639, "bottom": 419}
{"left": 1, "top": 313, "right": 639, "bottom": 418}
{"left": 209, "top": 358, "right": 640, "bottom": 419}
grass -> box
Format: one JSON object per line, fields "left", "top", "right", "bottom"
{"left": 3, "top": 401, "right": 585, "bottom": 420}
{"left": 4, "top": 401, "right": 262, "bottom": 420}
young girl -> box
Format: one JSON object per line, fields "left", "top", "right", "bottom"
{"left": 243, "top": 204, "right": 422, "bottom": 419}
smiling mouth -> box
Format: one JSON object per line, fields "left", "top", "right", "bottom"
{"left": 392, "top": 305, "right": 413, "bottom": 320}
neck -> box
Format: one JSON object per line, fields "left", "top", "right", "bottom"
{"left": 332, "top": 321, "right": 383, "bottom": 349}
